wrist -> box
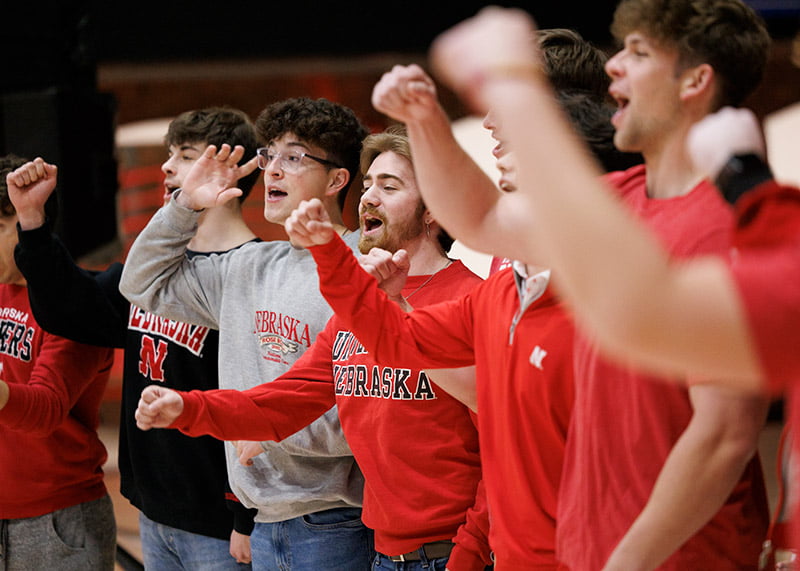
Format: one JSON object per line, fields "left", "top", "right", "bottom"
{"left": 466, "top": 63, "right": 544, "bottom": 99}
{"left": 389, "top": 295, "right": 413, "bottom": 312}
{"left": 16, "top": 212, "right": 46, "bottom": 231}
{"left": 714, "top": 153, "right": 773, "bottom": 205}
{"left": 172, "top": 189, "right": 205, "bottom": 212}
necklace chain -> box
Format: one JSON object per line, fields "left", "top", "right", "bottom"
{"left": 405, "top": 259, "right": 452, "bottom": 299}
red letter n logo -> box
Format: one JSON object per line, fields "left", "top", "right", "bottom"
{"left": 139, "top": 336, "right": 168, "bottom": 382}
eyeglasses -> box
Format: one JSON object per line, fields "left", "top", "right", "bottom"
{"left": 256, "top": 147, "right": 343, "bottom": 173}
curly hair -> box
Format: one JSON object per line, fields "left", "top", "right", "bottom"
{"left": 255, "top": 98, "right": 369, "bottom": 209}
{"left": 611, "top": 0, "right": 771, "bottom": 108}
{"left": 165, "top": 106, "right": 260, "bottom": 201}
{"left": 0, "top": 154, "right": 29, "bottom": 217}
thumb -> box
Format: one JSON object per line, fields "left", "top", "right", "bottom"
{"left": 141, "top": 385, "right": 158, "bottom": 404}
{"left": 217, "top": 187, "right": 244, "bottom": 205}
{"left": 309, "top": 198, "right": 330, "bottom": 222}
{"left": 141, "top": 385, "right": 163, "bottom": 404}
{"left": 393, "top": 249, "right": 411, "bottom": 271}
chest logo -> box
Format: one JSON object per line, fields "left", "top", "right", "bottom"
{"left": 529, "top": 345, "right": 548, "bottom": 370}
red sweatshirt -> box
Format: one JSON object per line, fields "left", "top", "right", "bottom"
{"left": 306, "top": 235, "right": 575, "bottom": 569}
{"left": 0, "top": 284, "right": 113, "bottom": 519}
{"left": 727, "top": 180, "right": 800, "bottom": 553}
{"left": 174, "top": 259, "right": 492, "bottom": 570}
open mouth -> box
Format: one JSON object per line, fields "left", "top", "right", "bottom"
{"left": 610, "top": 90, "right": 629, "bottom": 121}
{"left": 492, "top": 142, "right": 506, "bottom": 159}
{"left": 498, "top": 178, "right": 516, "bottom": 193}
{"left": 267, "top": 188, "right": 288, "bottom": 201}
{"left": 361, "top": 214, "right": 384, "bottom": 234}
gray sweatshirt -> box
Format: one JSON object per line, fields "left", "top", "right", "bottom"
{"left": 119, "top": 198, "right": 364, "bottom": 523}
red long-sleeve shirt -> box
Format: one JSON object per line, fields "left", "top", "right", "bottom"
{"left": 174, "top": 259, "right": 492, "bottom": 570}
{"left": 0, "top": 284, "right": 113, "bottom": 519}
{"left": 305, "top": 235, "right": 575, "bottom": 569}
{"left": 727, "top": 180, "right": 800, "bottom": 553}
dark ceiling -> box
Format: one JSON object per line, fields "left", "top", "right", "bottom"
{"left": 3, "top": 1, "right": 797, "bottom": 94}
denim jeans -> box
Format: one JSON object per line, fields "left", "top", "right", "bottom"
{"left": 372, "top": 553, "right": 449, "bottom": 571}
{"left": 0, "top": 495, "right": 116, "bottom": 571}
{"left": 139, "top": 512, "right": 250, "bottom": 570}
{"left": 250, "top": 507, "right": 373, "bottom": 571}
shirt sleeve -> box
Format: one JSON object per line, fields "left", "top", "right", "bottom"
{"left": 227, "top": 487, "right": 258, "bottom": 536}
{"left": 729, "top": 181, "right": 800, "bottom": 390}
{"left": 449, "top": 414, "right": 493, "bottom": 570}
{"left": 172, "top": 321, "right": 339, "bottom": 443}
{"left": 309, "top": 234, "right": 477, "bottom": 368}
{"left": 0, "top": 332, "right": 113, "bottom": 435}
{"left": 14, "top": 221, "right": 129, "bottom": 348}
{"left": 448, "top": 478, "right": 493, "bottom": 571}
{"left": 118, "top": 198, "right": 225, "bottom": 329}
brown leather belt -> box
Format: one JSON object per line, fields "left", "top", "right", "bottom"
{"left": 388, "top": 541, "right": 454, "bottom": 562}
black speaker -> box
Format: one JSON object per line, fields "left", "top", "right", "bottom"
{"left": 0, "top": 88, "right": 119, "bottom": 260}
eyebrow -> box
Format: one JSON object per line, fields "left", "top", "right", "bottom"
{"left": 625, "top": 35, "right": 648, "bottom": 48}
{"left": 178, "top": 143, "right": 204, "bottom": 152}
{"left": 364, "top": 173, "right": 404, "bottom": 184}
{"left": 269, "top": 141, "right": 310, "bottom": 152}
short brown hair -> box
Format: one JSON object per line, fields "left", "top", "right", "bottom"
{"left": 359, "top": 125, "right": 454, "bottom": 253}
{"left": 165, "top": 106, "right": 260, "bottom": 201}
{"left": 538, "top": 28, "right": 610, "bottom": 100}
{"left": 611, "top": 0, "right": 771, "bottom": 108}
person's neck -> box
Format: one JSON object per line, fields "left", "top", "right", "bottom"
{"left": 642, "top": 114, "right": 708, "bottom": 200}
{"left": 189, "top": 202, "right": 257, "bottom": 252}
{"left": 642, "top": 136, "right": 705, "bottom": 200}
{"left": 404, "top": 238, "right": 451, "bottom": 276}
{"left": 287, "top": 204, "right": 350, "bottom": 247}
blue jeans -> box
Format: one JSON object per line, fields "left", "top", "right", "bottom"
{"left": 250, "top": 507, "right": 373, "bottom": 571}
{"left": 372, "top": 553, "right": 449, "bottom": 571}
{"left": 139, "top": 512, "right": 250, "bottom": 570}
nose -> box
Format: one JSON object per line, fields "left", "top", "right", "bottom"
{"left": 482, "top": 110, "right": 499, "bottom": 137}
{"left": 360, "top": 183, "right": 380, "bottom": 208}
{"left": 161, "top": 156, "right": 176, "bottom": 175}
{"left": 605, "top": 50, "right": 623, "bottom": 80}
{"left": 482, "top": 111, "right": 495, "bottom": 130}
{"left": 264, "top": 154, "right": 284, "bottom": 177}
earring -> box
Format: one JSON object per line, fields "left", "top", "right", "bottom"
{"left": 425, "top": 222, "right": 431, "bottom": 237}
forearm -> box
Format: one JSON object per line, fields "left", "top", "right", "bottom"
{"left": 176, "top": 370, "right": 336, "bottom": 443}
{"left": 484, "top": 78, "right": 763, "bottom": 384}
{"left": 603, "top": 391, "right": 768, "bottom": 570}
{"left": 404, "top": 108, "right": 524, "bottom": 261}
{"left": 16, "top": 225, "right": 128, "bottom": 347}
{"left": 485, "top": 79, "right": 665, "bottom": 301}
{"left": 119, "top": 200, "right": 219, "bottom": 327}
{"left": 1, "top": 337, "right": 112, "bottom": 434}
{"left": 425, "top": 367, "right": 477, "bottom": 412}
{"left": 311, "top": 235, "right": 475, "bottom": 368}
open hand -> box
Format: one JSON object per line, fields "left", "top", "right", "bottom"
{"left": 176, "top": 144, "right": 258, "bottom": 211}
